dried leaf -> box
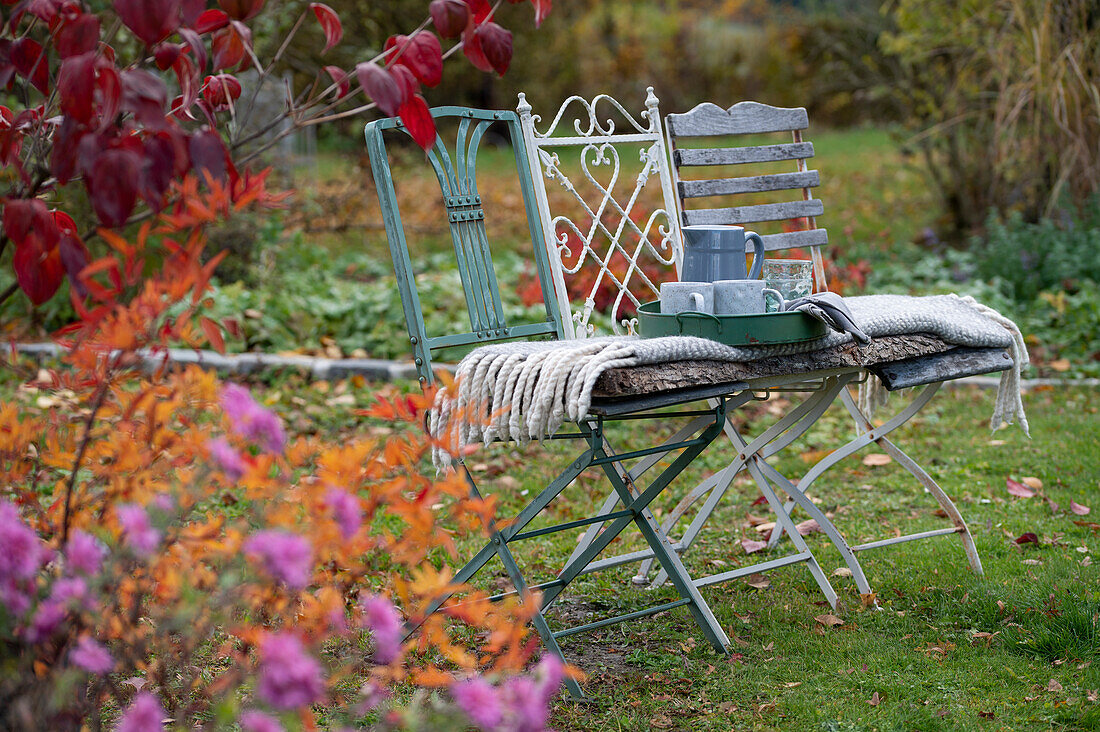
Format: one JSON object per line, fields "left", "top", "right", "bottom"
{"left": 1021, "top": 476, "right": 1043, "bottom": 490}
{"left": 745, "top": 573, "right": 770, "bottom": 590}
{"left": 860, "top": 592, "right": 878, "bottom": 609}
{"left": 784, "top": 681, "right": 802, "bottom": 688}
{"left": 1070, "top": 501, "right": 1091, "bottom": 516}
{"left": 832, "top": 567, "right": 853, "bottom": 578}
{"left": 1050, "top": 358, "right": 1071, "bottom": 372}
{"left": 814, "top": 614, "right": 844, "bottom": 627}
{"left": 741, "top": 539, "right": 766, "bottom": 554}
{"left": 1048, "top": 678, "right": 1064, "bottom": 692}
{"left": 1014, "top": 532, "right": 1039, "bottom": 545}
{"left": 862, "top": 453, "right": 892, "bottom": 467}
{"left": 1006, "top": 478, "right": 1036, "bottom": 498}
{"left": 795, "top": 519, "right": 821, "bottom": 536}
{"left": 868, "top": 691, "right": 880, "bottom": 706}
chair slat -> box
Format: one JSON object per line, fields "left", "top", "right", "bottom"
{"left": 674, "top": 142, "right": 814, "bottom": 167}
{"left": 679, "top": 170, "right": 819, "bottom": 199}
{"left": 682, "top": 199, "right": 824, "bottom": 226}
{"left": 666, "top": 101, "right": 809, "bottom": 136}
{"left": 758, "top": 228, "right": 829, "bottom": 251}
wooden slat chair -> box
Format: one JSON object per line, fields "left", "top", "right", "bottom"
{"left": 639, "top": 100, "right": 1016, "bottom": 587}
{"left": 365, "top": 106, "right": 751, "bottom": 697}
{"left": 516, "top": 90, "right": 855, "bottom": 607}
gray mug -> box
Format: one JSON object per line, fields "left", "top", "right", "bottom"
{"left": 714, "top": 280, "right": 782, "bottom": 315}
{"left": 660, "top": 281, "right": 714, "bottom": 314}
{"left": 681, "top": 225, "right": 765, "bottom": 282}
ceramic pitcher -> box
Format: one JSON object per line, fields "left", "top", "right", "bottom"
{"left": 681, "top": 225, "right": 764, "bottom": 282}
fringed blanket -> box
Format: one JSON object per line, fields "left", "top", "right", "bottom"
{"left": 430, "top": 294, "right": 1029, "bottom": 466}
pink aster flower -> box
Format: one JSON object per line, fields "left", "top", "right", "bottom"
{"left": 23, "top": 599, "right": 65, "bottom": 643}
{"left": 325, "top": 488, "right": 362, "bottom": 541}
{"left": 358, "top": 680, "right": 391, "bottom": 713}
{"left": 359, "top": 595, "right": 403, "bottom": 664}
{"left": 255, "top": 632, "right": 325, "bottom": 710}
{"left": 116, "top": 691, "right": 166, "bottom": 732}
{"left": 65, "top": 529, "right": 105, "bottom": 576}
{"left": 0, "top": 501, "right": 48, "bottom": 582}
{"left": 243, "top": 530, "right": 313, "bottom": 589}
{"left": 500, "top": 676, "right": 549, "bottom": 732}
{"left": 451, "top": 677, "right": 503, "bottom": 731}
{"left": 239, "top": 710, "right": 284, "bottom": 732}
{"left": 116, "top": 504, "right": 160, "bottom": 556}
{"left": 207, "top": 437, "right": 247, "bottom": 481}
{"left": 534, "top": 654, "right": 565, "bottom": 703}
{"left": 220, "top": 384, "right": 286, "bottom": 454}
{"left": 49, "top": 576, "right": 91, "bottom": 611}
{"left": 71, "top": 636, "right": 114, "bottom": 674}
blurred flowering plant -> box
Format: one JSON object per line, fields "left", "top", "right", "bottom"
{"left": 0, "top": 141, "right": 561, "bottom": 729}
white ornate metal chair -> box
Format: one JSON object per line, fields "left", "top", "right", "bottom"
{"left": 516, "top": 90, "right": 861, "bottom": 607}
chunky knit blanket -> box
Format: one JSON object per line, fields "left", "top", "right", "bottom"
{"left": 430, "top": 294, "right": 1029, "bottom": 464}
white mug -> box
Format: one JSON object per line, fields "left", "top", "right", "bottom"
{"left": 713, "top": 279, "right": 782, "bottom": 315}
{"left": 660, "top": 282, "right": 714, "bottom": 314}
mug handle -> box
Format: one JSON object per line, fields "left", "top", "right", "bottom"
{"left": 746, "top": 232, "right": 764, "bottom": 279}
{"left": 690, "top": 292, "right": 705, "bottom": 312}
{"left": 763, "top": 287, "right": 784, "bottom": 313}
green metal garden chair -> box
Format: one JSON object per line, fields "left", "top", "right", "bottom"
{"left": 365, "top": 106, "right": 755, "bottom": 697}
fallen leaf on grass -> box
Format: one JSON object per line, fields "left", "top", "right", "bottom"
{"left": 979, "top": 711, "right": 996, "bottom": 719}
{"left": 1015, "top": 532, "right": 1039, "bottom": 545}
{"left": 860, "top": 592, "right": 878, "bottom": 609}
{"left": 832, "top": 567, "right": 853, "bottom": 577}
{"left": 1071, "top": 501, "right": 1092, "bottom": 516}
{"left": 971, "top": 631, "right": 998, "bottom": 646}
{"left": 815, "top": 614, "right": 844, "bottom": 627}
{"left": 745, "top": 573, "right": 770, "bottom": 590}
{"left": 1021, "top": 476, "right": 1044, "bottom": 490}
{"left": 1023, "top": 559, "right": 1043, "bottom": 565}
{"left": 784, "top": 681, "right": 802, "bottom": 688}
{"left": 1048, "top": 679, "right": 1064, "bottom": 692}
{"left": 1074, "top": 521, "right": 1100, "bottom": 534}
{"left": 1082, "top": 556, "right": 1092, "bottom": 567}
{"left": 742, "top": 538, "right": 767, "bottom": 554}
{"left": 868, "top": 691, "right": 881, "bottom": 706}
{"left": 795, "top": 519, "right": 821, "bottom": 536}
{"left": 1088, "top": 689, "right": 1098, "bottom": 702}
{"left": 862, "top": 453, "right": 892, "bottom": 467}
{"left": 800, "top": 449, "right": 832, "bottom": 464}
{"left": 754, "top": 522, "right": 776, "bottom": 534}
{"left": 1051, "top": 358, "right": 1072, "bottom": 372}
{"left": 921, "top": 641, "right": 956, "bottom": 658}
{"left": 1007, "top": 478, "right": 1036, "bottom": 498}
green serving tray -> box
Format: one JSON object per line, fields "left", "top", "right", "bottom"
{"left": 636, "top": 300, "right": 827, "bottom": 346}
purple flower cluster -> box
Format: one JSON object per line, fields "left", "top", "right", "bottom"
{"left": 359, "top": 595, "right": 403, "bottom": 664}
{"left": 242, "top": 530, "right": 314, "bottom": 590}
{"left": 207, "top": 437, "right": 247, "bottom": 481}
{"left": 116, "top": 692, "right": 166, "bottom": 732}
{"left": 255, "top": 632, "right": 325, "bottom": 710}
{"left": 0, "top": 501, "right": 49, "bottom": 616}
{"left": 325, "top": 487, "right": 362, "bottom": 541}
{"left": 65, "top": 529, "right": 105, "bottom": 576}
{"left": 221, "top": 384, "right": 286, "bottom": 454}
{"left": 239, "top": 710, "right": 284, "bottom": 732}
{"left": 70, "top": 636, "right": 114, "bottom": 674}
{"left": 450, "top": 656, "right": 565, "bottom": 732}
{"left": 116, "top": 504, "right": 161, "bottom": 556}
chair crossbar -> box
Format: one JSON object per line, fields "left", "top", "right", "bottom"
{"left": 510, "top": 509, "right": 635, "bottom": 542}
{"left": 693, "top": 551, "right": 813, "bottom": 588}
{"left": 552, "top": 598, "right": 693, "bottom": 639}
{"left": 851, "top": 527, "right": 963, "bottom": 553}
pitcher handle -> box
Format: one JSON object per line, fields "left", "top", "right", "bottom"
{"left": 746, "top": 232, "right": 764, "bottom": 279}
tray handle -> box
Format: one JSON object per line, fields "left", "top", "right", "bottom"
{"left": 675, "top": 311, "right": 723, "bottom": 335}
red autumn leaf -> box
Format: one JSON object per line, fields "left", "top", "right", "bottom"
{"left": 211, "top": 24, "right": 249, "bottom": 71}
{"left": 194, "top": 8, "right": 230, "bottom": 34}
{"left": 356, "top": 62, "right": 404, "bottom": 117}
{"left": 461, "top": 24, "right": 492, "bottom": 73}
{"left": 390, "top": 64, "right": 418, "bottom": 102}
{"left": 1070, "top": 501, "right": 1091, "bottom": 516}
{"left": 155, "top": 43, "right": 183, "bottom": 70}
{"left": 87, "top": 147, "right": 141, "bottom": 226}
{"left": 202, "top": 74, "right": 242, "bottom": 110}
{"left": 429, "top": 0, "right": 468, "bottom": 39}
{"left": 140, "top": 128, "right": 189, "bottom": 208}
{"left": 465, "top": 0, "right": 493, "bottom": 24}
{"left": 0, "top": 106, "right": 24, "bottom": 167}
{"left": 114, "top": 0, "right": 181, "bottom": 46}
{"left": 172, "top": 55, "right": 200, "bottom": 116}
{"left": 13, "top": 234, "right": 64, "bottom": 305}
{"left": 177, "top": 27, "right": 207, "bottom": 72}
{"left": 189, "top": 128, "right": 228, "bottom": 182}
{"left": 53, "top": 210, "right": 90, "bottom": 297}
{"left": 55, "top": 12, "right": 101, "bottom": 58}
{"left": 58, "top": 53, "right": 96, "bottom": 124}
{"left": 398, "top": 93, "right": 436, "bottom": 152}
{"left": 322, "top": 65, "right": 349, "bottom": 98}
{"left": 11, "top": 38, "right": 50, "bottom": 95}
{"left": 1014, "top": 532, "right": 1039, "bottom": 545}
{"left": 1006, "top": 478, "right": 1036, "bottom": 498}
{"left": 92, "top": 59, "right": 122, "bottom": 132}
{"left": 49, "top": 117, "right": 83, "bottom": 184}
{"left": 121, "top": 69, "right": 169, "bottom": 128}
{"left": 182, "top": 0, "right": 205, "bottom": 26}
{"left": 200, "top": 316, "right": 226, "bottom": 353}
{"left": 475, "top": 22, "right": 512, "bottom": 75}
{"left": 218, "top": 0, "right": 265, "bottom": 21}
{"left": 751, "top": 494, "right": 768, "bottom": 507}
{"left": 529, "top": 0, "right": 551, "bottom": 27}
{"left": 385, "top": 32, "right": 442, "bottom": 87}
{"left": 310, "top": 3, "right": 342, "bottom": 54}
{"left": 4, "top": 198, "right": 58, "bottom": 250}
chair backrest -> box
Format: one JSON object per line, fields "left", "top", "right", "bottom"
{"left": 365, "top": 107, "right": 566, "bottom": 386}
{"left": 664, "top": 101, "right": 830, "bottom": 291}
{"left": 517, "top": 88, "right": 682, "bottom": 337}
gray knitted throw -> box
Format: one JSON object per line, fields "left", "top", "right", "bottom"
{"left": 431, "top": 294, "right": 1029, "bottom": 463}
